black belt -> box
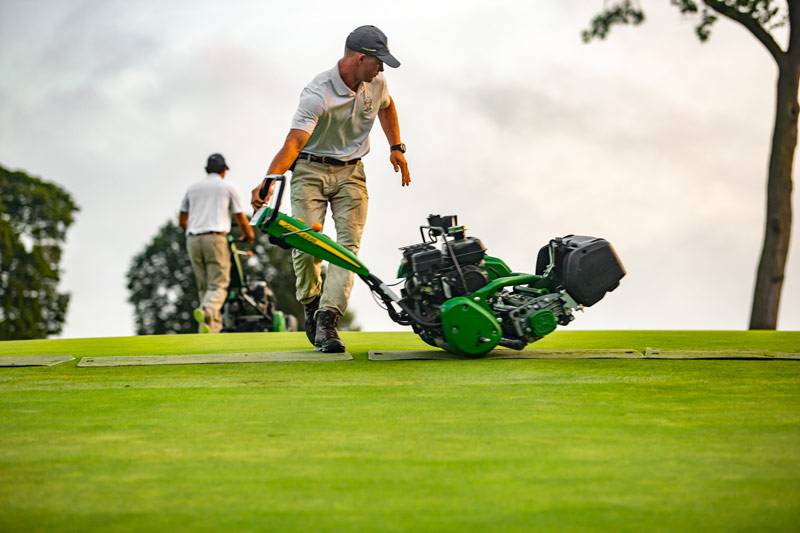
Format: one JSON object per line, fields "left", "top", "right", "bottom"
{"left": 191, "top": 231, "right": 226, "bottom": 236}
{"left": 297, "top": 152, "right": 361, "bottom": 167}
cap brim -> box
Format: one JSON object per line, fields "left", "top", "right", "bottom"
{"left": 377, "top": 51, "right": 400, "bottom": 68}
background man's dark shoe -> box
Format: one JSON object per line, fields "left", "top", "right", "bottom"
{"left": 314, "top": 310, "right": 345, "bottom": 353}
{"left": 303, "top": 296, "right": 321, "bottom": 345}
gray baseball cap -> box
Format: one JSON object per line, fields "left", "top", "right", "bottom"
{"left": 345, "top": 25, "right": 400, "bottom": 68}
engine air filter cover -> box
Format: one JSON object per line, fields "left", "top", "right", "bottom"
{"left": 559, "top": 236, "right": 625, "bottom": 307}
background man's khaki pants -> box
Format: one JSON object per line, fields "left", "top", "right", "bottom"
{"left": 187, "top": 233, "right": 230, "bottom": 333}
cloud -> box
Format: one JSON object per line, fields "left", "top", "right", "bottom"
{"left": 1, "top": 0, "right": 797, "bottom": 337}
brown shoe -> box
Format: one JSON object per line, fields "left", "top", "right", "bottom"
{"left": 314, "top": 310, "right": 345, "bottom": 353}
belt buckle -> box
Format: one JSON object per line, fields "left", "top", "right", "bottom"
{"left": 320, "top": 155, "right": 329, "bottom": 165}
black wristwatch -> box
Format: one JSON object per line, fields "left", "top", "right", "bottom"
{"left": 390, "top": 143, "right": 406, "bottom": 153}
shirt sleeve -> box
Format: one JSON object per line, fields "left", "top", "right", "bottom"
{"left": 228, "top": 185, "right": 244, "bottom": 215}
{"left": 180, "top": 191, "right": 190, "bottom": 213}
{"left": 290, "top": 89, "right": 325, "bottom": 135}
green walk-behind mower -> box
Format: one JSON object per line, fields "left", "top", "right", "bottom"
{"left": 250, "top": 175, "right": 625, "bottom": 357}
{"left": 221, "top": 234, "right": 298, "bottom": 333}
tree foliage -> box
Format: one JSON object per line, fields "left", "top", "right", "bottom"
{"left": 583, "top": 0, "right": 798, "bottom": 330}
{"left": 126, "top": 218, "right": 358, "bottom": 335}
{"left": 126, "top": 219, "right": 199, "bottom": 335}
{"left": 584, "top": 1, "right": 789, "bottom": 44}
{"left": 0, "top": 164, "right": 79, "bottom": 340}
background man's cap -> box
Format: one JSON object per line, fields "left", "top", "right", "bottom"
{"left": 206, "top": 153, "right": 229, "bottom": 174}
{"left": 346, "top": 25, "right": 400, "bottom": 68}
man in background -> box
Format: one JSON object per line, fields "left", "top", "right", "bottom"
{"left": 180, "top": 153, "right": 255, "bottom": 333}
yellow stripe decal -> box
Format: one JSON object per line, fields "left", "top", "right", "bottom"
{"left": 277, "top": 220, "right": 361, "bottom": 269}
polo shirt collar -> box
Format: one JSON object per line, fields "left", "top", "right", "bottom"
{"left": 330, "top": 62, "right": 355, "bottom": 96}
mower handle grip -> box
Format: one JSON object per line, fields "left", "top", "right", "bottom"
{"left": 259, "top": 174, "right": 284, "bottom": 201}
{"left": 257, "top": 174, "right": 287, "bottom": 229}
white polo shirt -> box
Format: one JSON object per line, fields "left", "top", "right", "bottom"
{"left": 290, "top": 63, "right": 391, "bottom": 160}
{"left": 180, "top": 173, "right": 244, "bottom": 235}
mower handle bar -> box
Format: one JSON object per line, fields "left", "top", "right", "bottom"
{"left": 258, "top": 174, "right": 286, "bottom": 228}
{"left": 259, "top": 173, "right": 286, "bottom": 201}
{"left": 227, "top": 235, "right": 256, "bottom": 246}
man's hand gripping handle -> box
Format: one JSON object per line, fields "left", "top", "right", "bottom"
{"left": 251, "top": 174, "right": 283, "bottom": 211}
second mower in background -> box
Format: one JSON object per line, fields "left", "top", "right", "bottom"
{"left": 221, "top": 235, "right": 298, "bottom": 333}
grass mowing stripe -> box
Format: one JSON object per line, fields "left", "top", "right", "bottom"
{"left": 0, "top": 332, "right": 798, "bottom": 531}
{"left": 1, "top": 331, "right": 799, "bottom": 359}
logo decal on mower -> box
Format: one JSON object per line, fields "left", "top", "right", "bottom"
{"left": 277, "top": 219, "right": 361, "bottom": 269}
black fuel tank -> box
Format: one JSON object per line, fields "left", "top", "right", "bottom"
{"left": 443, "top": 237, "right": 487, "bottom": 265}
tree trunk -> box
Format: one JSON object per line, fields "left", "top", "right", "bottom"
{"left": 749, "top": 59, "right": 799, "bottom": 329}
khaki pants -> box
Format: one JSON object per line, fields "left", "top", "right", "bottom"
{"left": 187, "top": 233, "right": 230, "bottom": 333}
{"left": 290, "top": 159, "right": 369, "bottom": 316}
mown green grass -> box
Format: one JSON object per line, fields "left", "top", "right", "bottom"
{"left": 0, "top": 331, "right": 798, "bottom": 532}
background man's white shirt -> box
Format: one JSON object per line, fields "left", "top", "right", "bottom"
{"left": 180, "top": 173, "right": 244, "bottom": 234}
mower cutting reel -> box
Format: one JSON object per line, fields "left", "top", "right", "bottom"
{"left": 251, "top": 175, "right": 625, "bottom": 357}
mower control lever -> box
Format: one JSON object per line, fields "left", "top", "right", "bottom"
{"left": 282, "top": 223, "right": 323, "bottom": 237}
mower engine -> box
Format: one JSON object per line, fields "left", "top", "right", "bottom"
{"left": 397, "top": 215, "right": 625, "bottom": 356}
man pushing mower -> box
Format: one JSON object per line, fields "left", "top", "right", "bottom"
{"left": 181, "top": 153, "right": 255, "bottom": 333}
{"left": 251, "top": 25, "right": 411, "bottom": 353}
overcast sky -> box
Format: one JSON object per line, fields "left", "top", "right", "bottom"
{"left": 1, "top": 0, "right": 798, "bottom": 338}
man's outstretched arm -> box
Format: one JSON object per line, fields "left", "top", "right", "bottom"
{"left": 251, "top": 129, "right": 311, "bottom": 210}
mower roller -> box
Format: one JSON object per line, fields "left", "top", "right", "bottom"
{"left": 251, "top": 174, "right": 626, "bottom": 357}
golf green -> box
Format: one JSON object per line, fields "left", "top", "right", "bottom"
{"left": 0, "top": 331, "right": 798, "bottom": 532}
